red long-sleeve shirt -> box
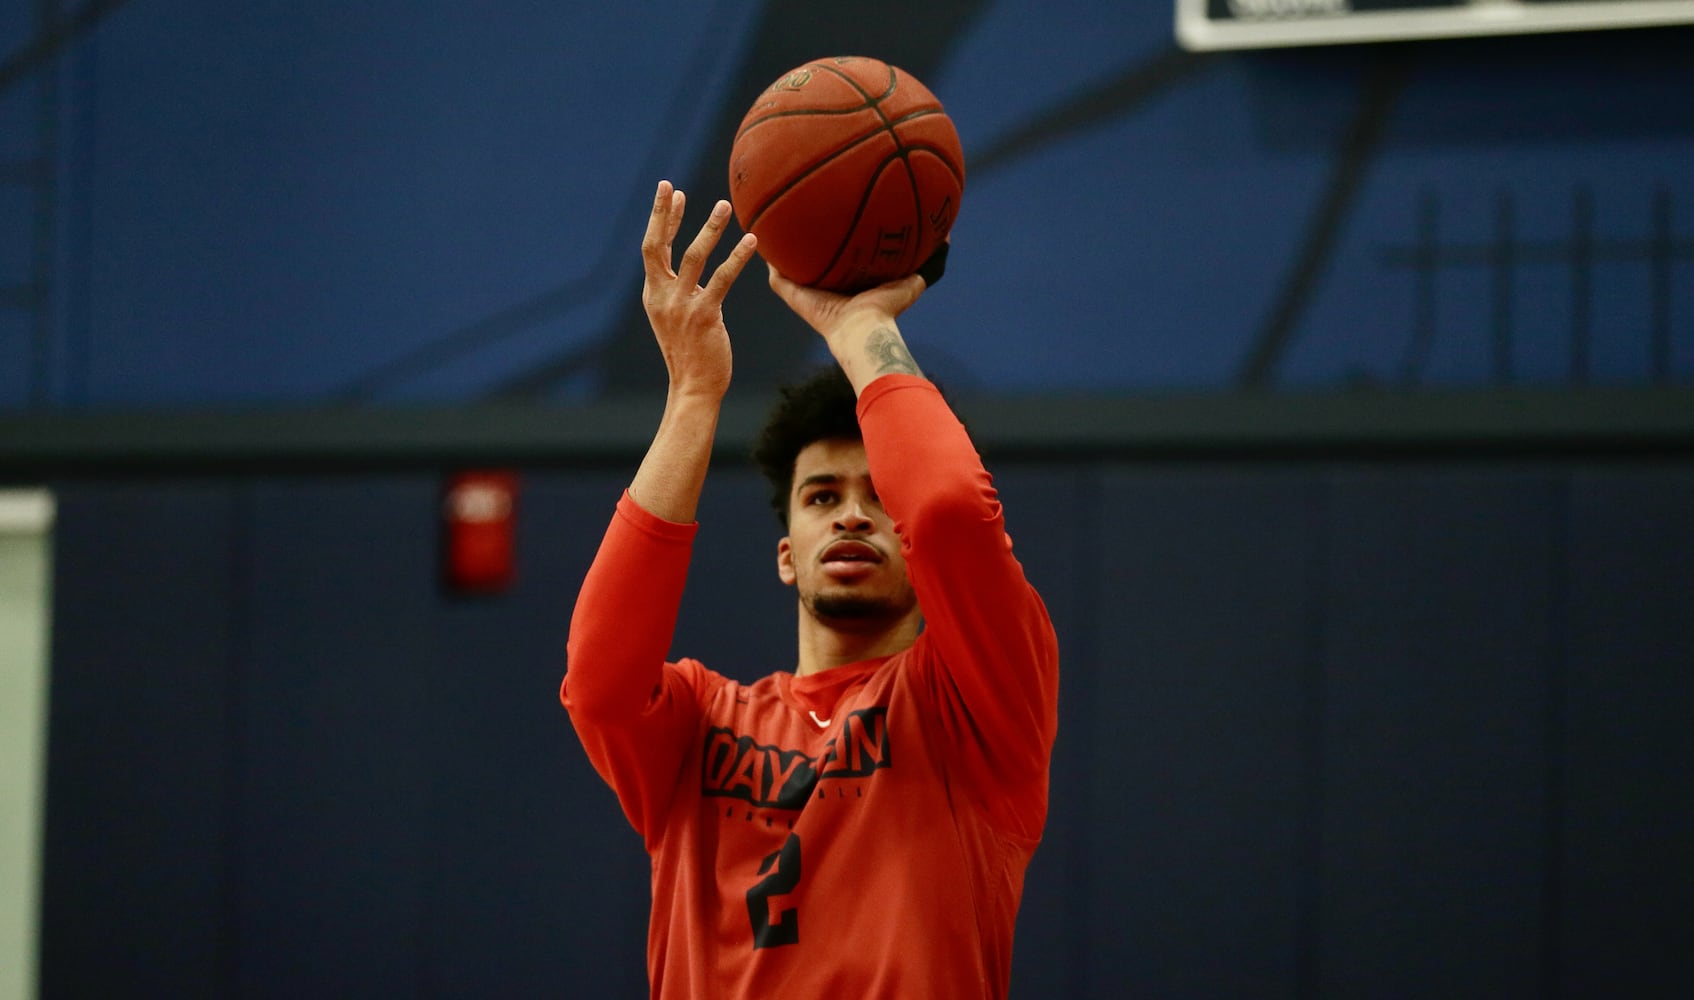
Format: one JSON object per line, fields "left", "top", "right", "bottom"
{"left": 563, "top": 374, "right": 1059, "bottom": 999}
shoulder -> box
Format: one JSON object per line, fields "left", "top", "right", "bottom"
{"left": 660, "top": 657, "right": 736, "bottom": 701}
{"left": 689, "top": 667, "right": 790, "bottom": 718}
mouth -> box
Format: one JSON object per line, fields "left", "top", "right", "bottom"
{"left": 819, "top": 539, "right": 883, "bottom": 579}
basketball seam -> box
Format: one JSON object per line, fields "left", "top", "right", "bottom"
{"left": 739, "top": 109, "right": 956, "bottom": 224}
{"left": 737, "top": 108, "right": 950, "bottom": 150}
{"left": 885, "top": 110, "right": 965, "bottom": 184}
{"left": 734, "top": 106, "right": 879, "bottom": 144}
{"left": 812, "top": 62, "right": 921, "bottom": 287}
{"left": 813, "top": 152, "right": 935, "bottom": 288}
{"left": 741, "top": 125, "right": 892, "bottom": 230}
{"left": 814, "top": 60, "right": 897, "bottom": 104}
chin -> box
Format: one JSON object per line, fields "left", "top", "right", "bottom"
{"left": 810, "top": 596, "right": 893, "bottom": 621}
{"left": 804, "top": 586, "right": 917, "bottom": 625}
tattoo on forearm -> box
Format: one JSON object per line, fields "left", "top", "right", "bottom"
{"left": 865, "top": 328, "right": 921, "bottom": 376}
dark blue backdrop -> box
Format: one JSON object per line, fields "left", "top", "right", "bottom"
{"left": 3, "top": 2, "right": 1692, "bottom": 406}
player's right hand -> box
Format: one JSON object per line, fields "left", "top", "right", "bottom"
{"left": 766, "top": 265, "right": 926, "bottom": 344}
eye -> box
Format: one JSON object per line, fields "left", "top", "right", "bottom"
{"left": 805, "top": 489, "right": 837, "bottom": 506}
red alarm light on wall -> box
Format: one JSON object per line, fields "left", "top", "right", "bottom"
{"left": 443, "top": 470, "right": 518, "bottom": 594}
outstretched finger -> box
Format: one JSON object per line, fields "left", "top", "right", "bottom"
{"left": 641, "top": 181, "right": 678, "bottom": 275}
{"left": 675, "top": 200, "right": 733, "bottom": 289}
{"left": 702, "top": 231, "right": 759, "bottom": 303}
{"left": 662, "top": 188, "right": 687, "bottom": 264}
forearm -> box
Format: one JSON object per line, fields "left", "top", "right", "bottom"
{"left": 627, "top": 388, "right": 723, "bottom": 523}
{"left": 822, "top": 316, "right": 923, "bottom": 396}
{"left": 764, "top": 265, "right": 927, "bottom": 395}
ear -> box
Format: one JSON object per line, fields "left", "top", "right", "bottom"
{"left": 776, "top": 536, "right": 796, "bottom": 586}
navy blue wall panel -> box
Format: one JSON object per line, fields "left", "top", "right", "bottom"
{"left": 43, "top": 482, "right": 242, "bottom": 998}
{"left": 232, "top": 478, "right": 443, "bottom": 996}
{"left": 1318, "top": 470, "right": 1561, "bottom": 997}
{"left": 1559, "top": 468, "right": 1694, "bottom": 998}
{"left": 1085, "top": 468, "right": 1320, "bottom": 998}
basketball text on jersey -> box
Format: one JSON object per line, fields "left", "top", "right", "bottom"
{"left": 701, "top": 707, "right": 891, "bottom": 809}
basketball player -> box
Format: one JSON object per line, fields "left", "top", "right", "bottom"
{"left": 562, "top": 180, "right": 1059, "bottom": 998}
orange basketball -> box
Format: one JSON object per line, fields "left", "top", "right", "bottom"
{"left": 728, "top": 56, "right": 964, "bottom": 293}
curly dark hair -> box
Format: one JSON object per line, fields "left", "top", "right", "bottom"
{"left": 751, "top": 366, "right": 862, "bottom": 528}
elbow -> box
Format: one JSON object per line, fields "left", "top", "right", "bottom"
{"left": 562, "top": 635, "right": 669, "bottom": 725}
{"left": 901, "top": 469, "right": 1001, "bottom": 539}
{"left": 560, "top": 640, "right": 622, "bottom": 721}
{"left": 562, "top": 671, "right": 630, "bottom": 725}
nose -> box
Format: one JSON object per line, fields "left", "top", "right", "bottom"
{"left": 833, "top": 501, "right": 873, "bottom": 533}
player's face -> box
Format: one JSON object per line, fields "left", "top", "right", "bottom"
{"left": 776, "top": 437, "right": 916, "bottom": 628}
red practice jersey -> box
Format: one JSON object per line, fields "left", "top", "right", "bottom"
{"left": 563, "top": 375, "right": 1060, "bottom": 999}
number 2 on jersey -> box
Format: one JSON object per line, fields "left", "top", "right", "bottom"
{"left": 746, "top": 833, "right": 801, "bottom": 949}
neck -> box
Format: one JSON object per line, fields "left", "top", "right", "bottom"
{"left": 793, "top": 605, "right": 922, "bottom": 677}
